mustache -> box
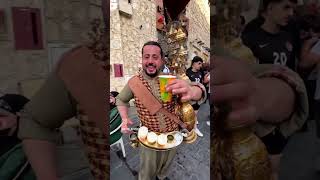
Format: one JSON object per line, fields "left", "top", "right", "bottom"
{"left": 146, "top": 64, "right": 156, "bottom": 68}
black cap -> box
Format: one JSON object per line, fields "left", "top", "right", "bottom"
{"left": 0, "top": 94, "right": 29, "bottom": 113}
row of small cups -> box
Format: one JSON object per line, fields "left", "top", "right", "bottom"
{"left": 138, "top": 126, "right": 167, "bottom": 146}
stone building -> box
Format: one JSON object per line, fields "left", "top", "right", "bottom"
{"left": 110, "top": 0, "right": 158, "bottom": 91}
{"left": 110, "top": 0, "right": 210, "bottom": 91}
{"left": 186, "top": 0, "right": 210, "bottom": 65}
{"left": 0, "top": 0, "right": 102, "bottom": 94}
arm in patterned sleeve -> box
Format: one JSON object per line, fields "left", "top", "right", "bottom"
{"left": 251, "top": 64, "right": 309, "bottom": 138}
{"left": 189, "top": 81, "right": 207, "bottom": 105}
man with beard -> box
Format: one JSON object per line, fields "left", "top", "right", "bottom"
{"left": 116, "top": 41, "right": 206, "bottom": 180}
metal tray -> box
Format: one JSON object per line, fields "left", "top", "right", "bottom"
{"left": 138, "top": 131, "right": 183, "bottom": 151}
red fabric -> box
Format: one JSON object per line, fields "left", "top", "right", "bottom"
{"left": 158, "top": 16, "right": 164, "bottom": 23}
{"left": 0, "top": 10, "right": 4, "bottom": 29}
{"left": 114, "top": 64, "right": 123, "bottom": 77}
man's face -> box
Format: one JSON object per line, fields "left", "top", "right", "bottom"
{"left": 267, "top": 0, "right": 296, "bottom": 26}
{"left": 142, "top": 45, "right": 163, "bottom": 77}
{"left": 192, "top": 61, "right": 203, "bottom": 71}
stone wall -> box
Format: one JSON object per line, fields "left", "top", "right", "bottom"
{"left": 110, "top": 4, "right": 126, "bottom": 91}
{"left": 110, "top": 0, "right": 210, "bottom": 91}
{"left": 0, "top": 0, "right": 47, "bottom": 94}
{"left": 0, "top": 0, "right": 101, "bottom": 94}
{"left": 186, "top": 0, "right": 210, "bottom": 63}
{"left": 45, "top": 0, "right": 102, "bottom": 44}
{"left": 110, "top": 0, "right": 157, "bottom": 91}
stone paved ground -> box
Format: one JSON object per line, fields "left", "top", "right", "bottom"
{"left": 279, "top": 119, "right": 320, "bottom": 180}
{"left": 60, "top": 101, "right": 320, "bottom": 180}
{"left": 110, "top": 101, "right": 210, "bottom": 180}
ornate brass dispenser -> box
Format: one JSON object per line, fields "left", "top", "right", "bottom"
{"left": 165, "top": 20, "right": 198, "bottom": 143}
{"left": 212, "top": 106, "right": 272, "bottom": 180}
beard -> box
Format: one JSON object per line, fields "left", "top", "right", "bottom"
{"left": 143, "top": 64, "right": 160, "bottom": 78}
{"left": 145, "top": 70, "right": 159, "bottom": 78}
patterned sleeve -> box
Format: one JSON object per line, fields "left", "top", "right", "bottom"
{"left": 253, "top": 64, "right": 309, "bottom": 137}
{"left": 189, "top": 81, "right": 207, "bottom": 105}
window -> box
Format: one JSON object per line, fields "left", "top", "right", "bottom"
{"left": 114, "top": 64, "right": 124, "bottom": 77}
{"left": 0, "top": 9, "right": 5, "bottom": 32}
{"left": 119, "top": 0, "right": 133, "bottom": 16}
{"left": 12, "top": 7, "right": 43, "bottom": 50}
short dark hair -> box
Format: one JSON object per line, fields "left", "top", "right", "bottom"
{"left": 110, "top": 91, "right": 119, "bottom": 98}
{"left": 141, "top": 41, "right": 164, "bottom": 58}
{"left": 191, "top": 56, "right": 203, "bottom": 66}
{"left": 262, "top": 0, "right": 297, "bottom": 11}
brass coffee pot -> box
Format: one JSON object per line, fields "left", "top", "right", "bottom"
{"left": 212, "top": 106, "right": 272, "bottom": 180}
{"left": 175, "top": 101, "right": 197, "bottom": 144}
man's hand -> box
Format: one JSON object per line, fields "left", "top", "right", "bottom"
{"left": 213, "top": 56, "right": 259, "bottom": 128}
{"left": 121, "top": 118, "right": 133, "bottom": 134}
{"left": 204, "top": 73, "right": 210, "bottom": 84}
{"left": 166, "top": 79, "right": 202, "bottom": 102}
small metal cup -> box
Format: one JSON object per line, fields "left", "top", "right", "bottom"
{"left": 130, "top": 126, "right": 140, "bottom": 133}
{"left": 129, "top": 133, "right": 139, "bottom": 148}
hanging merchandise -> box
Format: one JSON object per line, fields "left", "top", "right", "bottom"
{"left": 163, "top": 6, "right": 198, "bottom": 143}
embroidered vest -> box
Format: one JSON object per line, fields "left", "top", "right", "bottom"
{"left": 56, "top": 46, "right": 108, "bottom": 179}
{"left": 133, "top": 73, "right": 178, "bottom": 133}
{"left": 77, "top": 105, "right": 108, "bottom": 179}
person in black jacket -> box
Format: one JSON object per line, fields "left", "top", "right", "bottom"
{"left": 186, "top": 56, "right": 205, "bottom": 137}
{"left": 241, "top": 0, "right": 299, "bottom": 71}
